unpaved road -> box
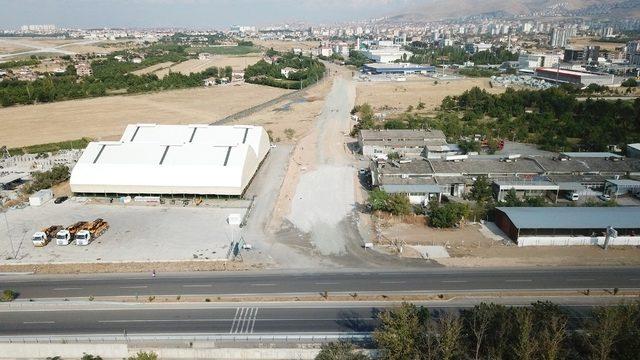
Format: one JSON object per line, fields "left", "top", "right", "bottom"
{"left": 287, "top": 75, "right": 356, "bottom": 256}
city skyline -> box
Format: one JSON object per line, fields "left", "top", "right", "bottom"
{"left": 0, "top": 0, "right": 419, "bottom": 29}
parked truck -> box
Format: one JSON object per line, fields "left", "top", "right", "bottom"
{"left": 56, "top": 221, "right": 88, "bottom": 246}
{"left": 32, "top": 225, "right": 63, "bottom": 247}
{"left": 75, "top": 218, "right": 109, "bottom": 246}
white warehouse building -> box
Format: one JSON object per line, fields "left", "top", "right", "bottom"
{"left": 70, "top": 124, "right": 270, "bottom": 196}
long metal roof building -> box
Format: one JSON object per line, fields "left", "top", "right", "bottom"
{"left": 496, "top": 207, "right": 640, "bottom": 229}
{"left": 70, "top": 124, "right": 270, "bottom": 196}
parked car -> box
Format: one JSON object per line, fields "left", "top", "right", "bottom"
{"left": 54, "top": 196, "right": 68, "bottom": 204}
{"left": 598, "top": 193, "right": 611, "bottom": 201}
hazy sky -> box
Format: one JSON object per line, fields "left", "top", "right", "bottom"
{"left": 0, "top": 0, "right": 417, "bottom": 29}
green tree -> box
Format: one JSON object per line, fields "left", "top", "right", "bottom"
{"left": 501, "top": 188, "right": 521, "bottom": 207}
{"left": 621, "top": 78, "right": 637, "bottom": 87}
{"left": 428, "top": 201, "right": 469, "bottom": 228}
{"left": 368, "top": 189, "right": 390, "bottom": 212}
{"left": 387, "top": 194, "right": 412, "bottom": 216}
{"left": 373, "top": 303, "right": 422, "bottom": 360}
{"left": 512, "top": 308, "right": 537, "bottom": 360}
{"left": 315, "top": 342, "right": 369, "bottom": 360}
{"left": 469, "top": 176, "right": 493, "bottom": 203}
{"left": 437, "top": 313, "right": 463, "bottom": 360}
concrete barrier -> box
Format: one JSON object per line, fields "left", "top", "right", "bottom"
{"left": 0, "top": 343, "right": 128, "bottom": 359}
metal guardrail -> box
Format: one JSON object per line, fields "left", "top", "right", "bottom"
{"left": 0, "top": 333, "right": 371, "bottom": 344}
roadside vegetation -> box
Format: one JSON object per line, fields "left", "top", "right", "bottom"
{"left": 0, "top": 289, "right": 19, "bottom": 302}
{"left": 318, "top": 300, "right": 640, "bottom": 360}
{"left": 244, "top": 49, "right": 325, "bottom": 89}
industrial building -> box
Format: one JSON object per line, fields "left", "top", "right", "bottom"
{"left": 362, "top": 63, "right": 435, "bottom": 75}
{"left": 534, "top": 67, "right": 616, "bottom": 86}
{"left": 358, "top": 129, "right": 447, "bottom": 158}
{"left": 371, "top": 152, "right": 640, "bottom": 200}
{"left": 494, "top": 207, "right": 640, "bottom": 246}
{"left": 70, "top": 124, "right": 270, "bottom": 196}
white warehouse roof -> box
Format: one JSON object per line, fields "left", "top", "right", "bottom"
{"left": 70, "top": 124, "right": 270, "bottom": 196}
{"left": 121, "top": 124, "right": 269, "bottom": 160}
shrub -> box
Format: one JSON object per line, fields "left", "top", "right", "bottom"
{"left": 23, "top": 165, "right": 70, "bottom": 194}
{"left": 428, "top": 201, "right": 469, "bottom": 228}
{"left": 1, "top": 289, "right": 18, "bottom": 302}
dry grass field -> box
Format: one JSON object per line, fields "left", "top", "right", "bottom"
{"left": 253, "top": 39, "right": 319, "bottom": 52}
{"left": 152, "top": 56, "right": 262, "bottom": 77}
{"left": 0, "top": 84, "right": 291, "bottom": 148}
{"left": 131, "top": 61, "right": 175, "bottom": 75}
{"left": 568, "top": 36, "right": 626, "bottom": 51}
{"left": 356, "top": 78, "right": 505, "bottom": 112}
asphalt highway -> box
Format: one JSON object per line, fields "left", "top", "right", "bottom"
{"left": 3, "top": 267, "right": 640, "bottom": 299}
{"left": 0, "top": 305, "right": 596, "bottom": 337}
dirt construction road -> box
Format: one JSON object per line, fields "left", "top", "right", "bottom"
{"left": 287, "top": 75, "right": 356, "bottom": 256}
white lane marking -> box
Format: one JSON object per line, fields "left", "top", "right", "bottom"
{"left": 23, "top": 321, "right": 55, "bottom": 324}
{"left": 250, "top": 308, "right": 259, "bottom": 334}
{"left": 119, "top": 286, "right": 148, "bottom": 289}
{"left": 241, "top": 308, "right": 254, "bottom": 333}
{"left": 505, "top": 279, "right": 532, "bottom": 282}
{"left": 52, "top": 287, "right": 82, "bottom": 291}
{"left": 182, "top": 284, "right": 212, "bottom": 288}
{"left": 229, "top": 307, "right": 240, "bottom": 334}
{"left": 380, "top": 281, "right": 406, "bottom": 284}
{"left": 629, "top": 278, "right": 640, "bottom": 281}
{"left": 441, "top": 280, "right": 467, "bottom": 283}
{"left": 250, "top": 283, "right": 276, "bottom": 286}
{"left": 567, "top": 278, "right": 596, "bottom": 281}
{"left": 315, "top": 282, "right": 339, "bottom": 285}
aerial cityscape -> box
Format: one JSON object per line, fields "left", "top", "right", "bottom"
{"left": 1, "top": 0, "right": 640, "bottom": 359}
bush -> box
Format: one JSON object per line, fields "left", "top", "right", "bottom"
{"left": 23, "top": 165, "right": 70, "bottom": 194}
{"left": 128, "top": 352, "right": 158, "bottom": 360}
{"left": 1, "top": 289, "right": 19, "bottom": 302}
{"left": 369, "top": 189, "right": 412, "bottom": 216}
{"left": 621, "top": 78, "right": 637, "bottom": 87}
{"left": 316, "top": 341, "right": 369, "bottom": 360}
{"left": 428, "top": 201, "right": 469, "bottom": 228}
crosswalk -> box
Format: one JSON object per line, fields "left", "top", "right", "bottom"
{"left": 229, "top": 307, "right": 259, "bottom": 334}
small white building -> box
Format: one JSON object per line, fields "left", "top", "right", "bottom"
{"left": 29, "top": 189, "right": 53, "bottom": 207}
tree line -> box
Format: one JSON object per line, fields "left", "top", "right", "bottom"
{"left": 244, "top": 50, "right": 326, "bottom": 89}
{"left": 317, "top": 301, "right": 640, "bottom": 360}
{"left": 0, "top": 45, "right": 236, "bottom": 107}
{"left": 405, "top": 42, "right": 517, "bottom": 66}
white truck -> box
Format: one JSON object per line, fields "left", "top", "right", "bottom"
{"left": 56, "top": 221, "right": 88, "bottom": 246}
{"left": 75, "top": 218, "right": 109, "bottom": 246}
{"left": 32, "top": 225, "right": 63, "bottom": 247}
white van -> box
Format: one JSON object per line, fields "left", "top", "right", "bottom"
{"left": 565, "top": 192, "right": 579, "bottom": 201}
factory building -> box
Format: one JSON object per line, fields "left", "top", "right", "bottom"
{"left": 358, "top": 129, "right": 448, "bottom": 158}
{"left": 534, "top": 67, "right": 617, "bottom": 86}
{"left": 70, "top": 124, "right": 270, "bottom": 196}
{"left": 362, "top": 63, "right": 435, "bottom": 75}
{"left": 494, "top": 207, "right": 640, "bottom": 246}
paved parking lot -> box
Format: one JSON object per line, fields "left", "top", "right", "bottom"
{"left": 0, "top": 200, "right": 247, "bottom": 264}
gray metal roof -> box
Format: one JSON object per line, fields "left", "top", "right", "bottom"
{"left": 382, "top": 184, "right": 442, "bottom": 194}
{"left": 496, "top": 207, "right": 640, "bottom": 229}
{"left": 606, "top": 179, "right": 640, "bottom": 186}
